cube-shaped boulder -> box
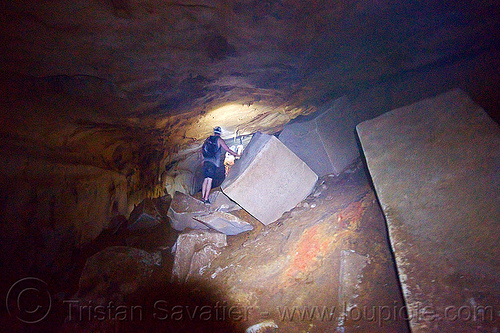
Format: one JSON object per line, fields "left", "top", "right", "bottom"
{"left": 279, "top": 96, "right": 360, "bottom": 176}
{"left": 221, "top": 132, "right": 318, "bottom": 225}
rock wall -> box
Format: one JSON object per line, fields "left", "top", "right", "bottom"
{"left": 0, "top": 73, "right": 167, "bottom": 282}
{"left": 0, "top": 155, "right": 128, "bottom": 281}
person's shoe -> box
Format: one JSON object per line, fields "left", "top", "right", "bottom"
{"left": 203, "top": 199, "right": 210, "bottom": 205}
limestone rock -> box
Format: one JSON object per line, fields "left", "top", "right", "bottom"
{"left": 222, "top": 132, "right": 318, "bottom": 225}
{"left": 125, "top": 223, "right": 172, "bottom": 252}
{"left": 186, "top": 244, "right": 222, "bottom": 283}
{"left": 152, "top": 195, "right": 172, "bottom": 221}
{"left": 0, "top": 157, "right": 129, "bottom": 280}
{"left": 208, "top": 190, "right": 242, "bottom": 212}
{"left": 246, "top": 320, "right": 278, "bottom": 333}
{"left": 127, "top": 198, "right": 162, "bottom": 231}
{"left": 194, "top": 211, "right": 253, "bottom": 235}
{"left": 279, "top": 96, "right": 361, "bottom": 176}
{"left": 77, "top": 246, "right": 161, "bottom": 304}
{"left": 167, "top": 191, "right": 211, "bottom": 231}
{"left": 165, "top": 171, "right": 195, "bottom": 196}
{"left": 357, "top": 89, "right": 500, "bottom": 333}
{"left": 171, "top": 230, "right": 227, "bottom": 283}
{"left": 338, "top": 250, "right": 369, "bottom": 312}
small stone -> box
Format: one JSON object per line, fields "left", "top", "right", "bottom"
{"left": 310, "top": 203, "right": 317, "bottom": 208}
{"left": 246, "top": 320, "right": 278, "bottom": 333}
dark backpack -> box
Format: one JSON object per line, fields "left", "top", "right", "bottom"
{"left": 202, "top": 135, "right": 219, "bottom": 158}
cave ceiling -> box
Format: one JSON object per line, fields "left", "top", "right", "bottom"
{"left": 1, "top": 0, "right": 499, "bottom": 179}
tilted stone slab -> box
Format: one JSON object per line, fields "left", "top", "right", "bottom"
{"left": 167, "top": 191, "right": 210, "bottom": 231}
{"left": 221, "top": 132, "right": 318, "bottom": 225}
{"left": 194, "top": 211, "right": 253, "bottom": 235}
{"left": 356, "top": 89, "right": 500, "bottom": 332}
{"left": 279, "top": 96, "right": 360, "bottom": 176}
{"left": 208, "top": 190, "right": 242, "bottom": 212}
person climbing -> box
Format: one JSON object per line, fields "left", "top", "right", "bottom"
{"left": 201, "top": 126, "right": 240, "bottom": 204}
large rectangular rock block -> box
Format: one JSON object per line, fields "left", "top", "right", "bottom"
{"left": 357, "top": 89, "right": 500, "bottom": 332}
{"left": 221, "top": 132, "right": 318, "bottom": 225}
{"left": 279, "top": 96, "right": 360, "bottom": 176}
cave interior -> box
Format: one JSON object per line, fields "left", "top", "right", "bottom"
{"left": 1, "top": 0, "right": 500, "bottom": 332}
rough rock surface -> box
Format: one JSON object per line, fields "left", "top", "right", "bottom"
{"left": 167, "top": 191, "right": 211, "bottom": 230}
{"left": 208, "top": 190, "right": 242, "bottom": 213}
{"left": 7, "top": 165, "right": 409, "bottom": 333}
{"left": 77, "top": 246, "right": 161, "bottom": 304}
{"left": 2, "top": 0, "right": 499, "bottom": 173}
{"left": 171, "top": 229, "right": 227, "bottom": 283}
{"left": 1, "top": 1, "right": 500, "bottom": 331}
{"left": 127, "top": 198, "right": 163, "bottom": 231}
{"left": 222, "top": 132, "right": 318, "bottom": 225}
{"left": 194, "top": 211, "right": 254, "bottom": 235}
{"left": 338, "top": 250, "right": 370, "bottom": 321}
{"left": 279, "top": 96, "right": 361, "bottom": 176}
{"left": 0, "top": 157, "right": 129, "bottom": 283}
{"left": 357, "top": 89, "right": 500, "bottom": 332}
{"left": 186, "top": 243, "right": 223, "bottom": 283}
{"left": 202, "top": 165, "right": 409, "bottom": 332}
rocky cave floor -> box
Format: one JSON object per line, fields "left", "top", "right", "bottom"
{"left": 13, "top": 160, "right": 411, "bottom": 333}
